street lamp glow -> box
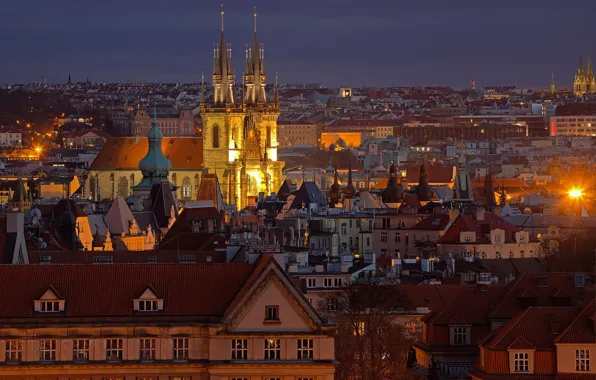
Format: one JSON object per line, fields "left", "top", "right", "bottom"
{"left": 568, "top": 188, "right": 583, "bottom": 199}
{"left": 35, "top": 146, "right": 41, "bottom": 153}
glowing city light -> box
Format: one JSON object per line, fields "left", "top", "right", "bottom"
{"left": 568, "top": 188, "right": 583, "bottom": 199}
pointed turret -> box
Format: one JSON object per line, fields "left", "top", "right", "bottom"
{"left": 330, "top": 165, "right": 341, "bottom": 205}
{"left": 382, "top": 161, "right": 404, "bottom": 205}
{"left": 212, "top": 5, "right": 234, "bottom": 105}
{"left": 343, "top": 162, "right": 356, "bottom": 199}
{"left": 10, "top": 177, "right": 31, "bottom": 212}
{"left": 67, "top": 73, "right": 72, "bottom": 85}
{"left": 550, "top": 72, "right": 556, "bottom": 95}
{"left": 578, "top": 56, "right": 584, "bottom": 75}
{"left": 244, "top": 7, "right": 267, "bottom": 105}
{"left": 483, "top": 171, "right": 496, "bottom": 209}
{"left": 137, "top": 107, "right": 172, "bottom": 185}
{"left": 416, "top": 160, "right": 434, "bottom": 202}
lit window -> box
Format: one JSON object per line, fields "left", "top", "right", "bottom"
{"left": 39, "top": 339, "right": 57, "bottom": 361}
{"left": 173, "top": 338, "right": 188, "bottom": 361}
{"left": 513, "top": 352, "right": 529, "bottom": 372}
{"left": 264, "top": 339, "right": 280, "bottom": 360}
{"left": 265, "top": 306, "right": 280, "bottom": 321}
{"left": 576, "top": 349, "right": 591, "bottom": 372}
{"left": 5, "top": 340, "right": 22, "bottom": 362}
{"left": 73, "top": 339, "right": 90, "bottom": 361}
{"left": 297, "top": 338, "right": 314, "bottom": 360}
{"left": 231, "top": 339, "right": 248, "bottom": 360}
{"left": 106, "top": 338, "right": 123, "bottom": 361}
{"left": 40, "top": 300, "right": 60, "bottom": 312}
{"left": 452, "top": 327, "right": 468, "bottom": 345}
{"left": 354, "top": 322, "right": 366, "bottom": 336}
{"left": 139, "top": 338, "right": 156, "bottom": 361}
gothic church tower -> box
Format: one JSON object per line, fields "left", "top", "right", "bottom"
{"left": 201, "top": 7, "right": 284, "bottom": 210}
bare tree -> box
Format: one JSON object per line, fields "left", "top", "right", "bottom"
{"left": 319, "top": 281, "right": 415, "bottom": 380}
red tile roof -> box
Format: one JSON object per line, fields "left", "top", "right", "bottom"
{"left": 482, "top": 307, "right": 581, "bottom": 350}
{"left": 555, "top": 298, "right": 596, "bottom": 344}
{"left": 399, "top": 284, "right": 468, "bottom": 312}
{"left": 490, "top": 273, "right": 596, "bottom": 320}
{"left": 410, "top": 214, "right": 451, "bottom": 230}
{"left": 439, "top": 212, "right": 521, "bottom": 245}
{"left": 426, "top": 284, "right": 507, "bottom": 325}
{"left": 90, "top": 137, "right": 204, "bottom": 170}
{"left": 0, "top": 263, "right": 255, "bottom": 318}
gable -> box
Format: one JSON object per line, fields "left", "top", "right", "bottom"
{"left": 40, "top": 287, "right": 60, "bottom": 300}
{"left": 228, "top": 278, "right": 314, "bottom": 333}
{"left": 137, "top": 287, "right": 160, "bottom": 300}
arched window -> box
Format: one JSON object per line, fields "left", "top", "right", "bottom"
{"left": 118, "top": 176, "right": 129, "bottom": 197}
{"left": 182, "top": 176, "right": 192, "bottom": 200}
{"left": 130, "top": 173, "right": 135, "bottom": 187}
{"left": 212, "top": 124, "right": 220, "bottom": 148}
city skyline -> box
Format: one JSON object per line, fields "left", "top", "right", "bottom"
{"left": 1, "top": 0, "right": 596, "bottom": 87}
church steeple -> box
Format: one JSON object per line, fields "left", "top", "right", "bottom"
{"left": 137, "top": 107, "right": 172, "bottom": 186}
{"left": 483, "top": 170, "right": 496, "bottom": 209}
{"left": 212, "top": 5, "right": 234, "bottom": 106}
{"left": 343, "top": 162, "right": 356, "bottom": 199}
{"left": 550, "top": 72, "right": 556, "bottom": 95}
{"left": 330, "top": 165, "right": 341, "bottom": 205}
{"left": 578, "top": 56, "right": 584, "bottom": 75}
{"left": 244, "top": 7, "right": 267, "bottom": 106}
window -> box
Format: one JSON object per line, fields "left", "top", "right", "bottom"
{"left": 297, "top": 338, "right": 314, "bottom": 360}
{"left": 327, "top": 298, "right": 337, "bottom": 312}
{"left": 354, "top": 321, "right": 366, "bottom": 336}
{"left": 40, "top": 300, "right": 60, "bottom": 312}
{"left": 39, "top": 339, "right": 57, "bottom": 361}
{"left": 307, "top": 278, "right": 316, "bottom": 288}
{"left": 265, "top": 305, "right": 279, "bottom": 321}
{"left": 138, "top": 300, "right": 158, "bottom": 311}
{"left": 576, "top": 349, "right": 590, "bottom": 371}
{"left": 181, "top": 177, "right": 192, "bottom": 200}
{"left": 106, "top": 338, "right": 123, "bottom": 361}
{"left": 73, "top": 339, "right": 90, "bottom": 361}
{"left": 172, "top": 338, "right": 188, "bottom": 361}
{"left": 452, "top": 327, "right": 468, "bottom": 345}
{"left": 231, "top": 339, "right": 248, "bottom": 360}
{"left": 231, "top": 378, "right": 248, "bottom": 380}
{"left": 381, "top": 233, "right": 387, "bottom": 242}
{"left": 264, "top": 339, "right": 280, "bottom": 360}
{"left": 5, "top": 340, "right": 22, "bottom": 362}
{"left": 140, "top": 338, "right": 156, "bottom": 361}
{"left": 334, "top": 278, "right": 342, "bottom": 287}
{"left": 324, "top": 278, "right": 332, "bottom": 288}
{"left": 513, "top": 352, "right": 529, "bottom": 372}
{"left": 212, "top": 124, "right": 220, "bottom": 148}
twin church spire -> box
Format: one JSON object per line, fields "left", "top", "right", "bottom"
{"left": 211, "top": 6, "right": 273, "bottom": 107}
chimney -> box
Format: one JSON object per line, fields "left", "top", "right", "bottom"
{"left": 476, "top": 208, "right": 486, "bottom": 221}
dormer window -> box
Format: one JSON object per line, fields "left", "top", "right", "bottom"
{"left": 34, "top": 287, "right": 65, "bottom": 313}
{"left": 133, "top": 286, "right": 164, "bottom": 312}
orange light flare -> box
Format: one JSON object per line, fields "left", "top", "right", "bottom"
{"left": 568, "top": 188, "right": 583, "bottom": 199}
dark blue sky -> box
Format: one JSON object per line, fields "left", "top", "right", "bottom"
{"left": 1, "top": 0, "right": 595, "bottom": 88}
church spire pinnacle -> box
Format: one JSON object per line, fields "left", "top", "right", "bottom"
{"left": 274, "top": 72, "right": 279, "bottom": 106}
{"left": 550, "top": 72, "right": 556, "bottom": 95}
{"left": 578, "top": 56, "right": 584, "bottom": 74}
{"left": 201, "top": 70, "right": 205, "bottom": 104}
{"left": 254, "top": 6, "right": 257, "bottom": 33}
{"left": 212, "top": 4, "right": 234, "bottom": 106}
{"left": 221, "top": 3, "right": 225, "bottom": 32}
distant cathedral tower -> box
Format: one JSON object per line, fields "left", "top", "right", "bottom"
{"left": 574, "top": 56, "right": 596, "bottom": 96}
{"left": 201, "top": 7, "right": 284, "bottom": 210}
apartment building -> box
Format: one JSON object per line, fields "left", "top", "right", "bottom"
{"left": 0, "top": 257, "right": 336, "bottom": 379}
{"left": 549, "top": 115, "right": 596, "bottom": 136}
{"left": 277, "top": 121, "right": 320, "bottom": 148}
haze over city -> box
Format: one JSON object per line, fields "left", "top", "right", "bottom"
{"left": 1, "top": 0, "right": 596, "bottom": 87}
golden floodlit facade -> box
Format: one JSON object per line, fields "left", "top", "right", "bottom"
{"left": 201, "top": 9, "right": 284, "bottom": 209}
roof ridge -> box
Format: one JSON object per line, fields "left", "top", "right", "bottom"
{"left": 490, "top": 273, "right": 527, "bottom": 317}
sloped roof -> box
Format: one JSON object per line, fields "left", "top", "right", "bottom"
{"left": 425, "top": 284, "right": 507, "bottom": 325}
{"left": 196, "top": 174, "right": 224, "bottom": 211}
{"left": 290, "top": 182, "right": 325, "bottom": 209}
{"left": 90, "top": 137, "right": 203, "bottom": 170}
{"left": 439, "top": 212, "right": 521, "bottom": 244}
{"left": 0, "top": 263, "right": 255, "bottom": 318}
{"left": 490, "top": 273, "right": 596, "bottom": 320}
{"left": 106, "top": 196, "right": 134, "bottom": 235}
{"left": 410, "top": 214, "right": 451, "bottom": 230}
{"left": 555, "top": 298, "right": 596, "bottom": 344}
{"left": 482, "top": 307, "right": 580, "bottom": 350}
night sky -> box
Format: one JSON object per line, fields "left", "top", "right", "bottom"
{"left": 1, "top": 0, "right": 595, "bottom": 88}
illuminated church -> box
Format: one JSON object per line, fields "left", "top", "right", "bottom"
{"left": 85, "top": 8, "right": 284, "bottom": 211}
{"left": 201, "top": 8, "right": 284, "bottom": 210}
{"left": 574, "top": 56, "right": 596, "bottom": 96}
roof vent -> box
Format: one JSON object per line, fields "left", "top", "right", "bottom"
{"left": 92, "top": 256, "right": 113, "bottom": 264}
{"left": 179, "top": 255, "right": 196, "bottom": 263}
